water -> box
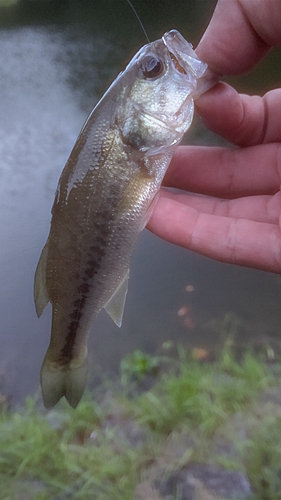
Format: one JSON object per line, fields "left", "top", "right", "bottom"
{"left": 0, "top": 0, "right": 281, "bottom": 405}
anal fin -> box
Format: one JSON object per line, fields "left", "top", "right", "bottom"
{"left": 104, "top": 270, "right": 129, "bottom": 327}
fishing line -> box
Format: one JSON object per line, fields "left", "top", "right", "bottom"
{"left": 125, "top": 0, "right": 150, "bottom": 43}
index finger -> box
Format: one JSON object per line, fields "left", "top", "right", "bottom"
{"left": 164, "top": 143, "right": 280, "bottom": 198}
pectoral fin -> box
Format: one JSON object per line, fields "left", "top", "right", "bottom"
{"left": 104, "top": 270, "right": 129, "bottom": 327}
{"left": 34, "top": 240, "right": 50, "bottom": 317}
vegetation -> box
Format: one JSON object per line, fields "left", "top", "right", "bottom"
{"left": 1, "top": 345, "right": 281, "bottom": 499}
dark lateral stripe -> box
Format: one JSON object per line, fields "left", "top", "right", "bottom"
{"left": 57, "top": 206, "right": 116, "bottom": 363}
{"left": 58, "top": 247, "right": 107, "bottom": 363}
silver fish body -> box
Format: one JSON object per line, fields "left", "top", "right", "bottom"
{"left": 34, "top": 30, "right": 217, "bottom": 408}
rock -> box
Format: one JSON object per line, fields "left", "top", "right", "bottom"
{"left": 134, "top": 481, "right": 164, "bottom": 500}
{"left": 155, "top": 463, "right": 252, "bottom": 500}
{"left": 101, "top": 414, "right": 147, "bottom": 449}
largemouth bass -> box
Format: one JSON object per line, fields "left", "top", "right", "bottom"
{"left": 34, "top": 30, "right": 218, "bottom": 408}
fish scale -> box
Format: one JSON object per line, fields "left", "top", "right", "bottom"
{"left": 34, "top": 29, "right": 218, "bottom": 408}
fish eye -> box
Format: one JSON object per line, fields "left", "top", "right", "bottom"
{"left": 139, "top": 55, "right": 164, "bottom": 79}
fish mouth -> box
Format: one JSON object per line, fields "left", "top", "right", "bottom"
{"left": 163, "top": 30, "right": 208, "bottom": 79}
{"left": 162, "top": 30, "right": 220, "bottom": 97}
{"left": 168, "top": 51, "right": 187, "bottom": 75}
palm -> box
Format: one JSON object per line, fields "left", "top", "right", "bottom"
{"left": 147, "top": 84, "right": 281, "bottom": 274}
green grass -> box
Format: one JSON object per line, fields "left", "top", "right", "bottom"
{"left": 0, "top": 398, "right": 141, "bottom": 499}
{"left": 242, "top": 416, "right": 281, "bottom": 500}
{"left": 131, "top": 347, "right": 272, "bottom": 436}
{"left": 0, "top": 347, "right": 280, "bottom": 499}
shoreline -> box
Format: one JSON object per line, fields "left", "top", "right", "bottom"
{"left": 1, "top": 345, "right": 281, "bottom": 499}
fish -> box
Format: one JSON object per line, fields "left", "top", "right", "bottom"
{"left": 34, "top": 29, "right": 218, "bottom": 409}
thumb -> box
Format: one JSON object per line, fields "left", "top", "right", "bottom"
{"left": 195, "top": 0, "right": 281, "bottom": 75}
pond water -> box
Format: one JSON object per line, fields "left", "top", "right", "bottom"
{"left": 1, "top": 0, "right": 281, "bottom": 405}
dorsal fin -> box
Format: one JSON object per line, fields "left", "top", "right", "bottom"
{"left": 34, "top": 239, "right": 50, "bottom": 317}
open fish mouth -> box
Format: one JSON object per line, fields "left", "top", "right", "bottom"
{"left": 163, "top": 30, "right": 208, "bottom": 79}
{"left": 168, "top": 51, "right": 187, "bottom": 75}
{"left": 163, "top": 29, "right": 219, "bottom": 97}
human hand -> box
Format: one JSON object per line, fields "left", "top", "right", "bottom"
{"left": 147, "top": 0, "right": 281, "bottom": 274}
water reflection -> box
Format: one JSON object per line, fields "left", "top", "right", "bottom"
{"left": 0, "top": 3, "right": 281, "bottom": 405}
{"left": 0, "top": 25, "right": 117, "bottom": 402}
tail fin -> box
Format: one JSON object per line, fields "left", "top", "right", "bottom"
{"left": 40, "top": 354, "right": 88, "bottom": 409}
